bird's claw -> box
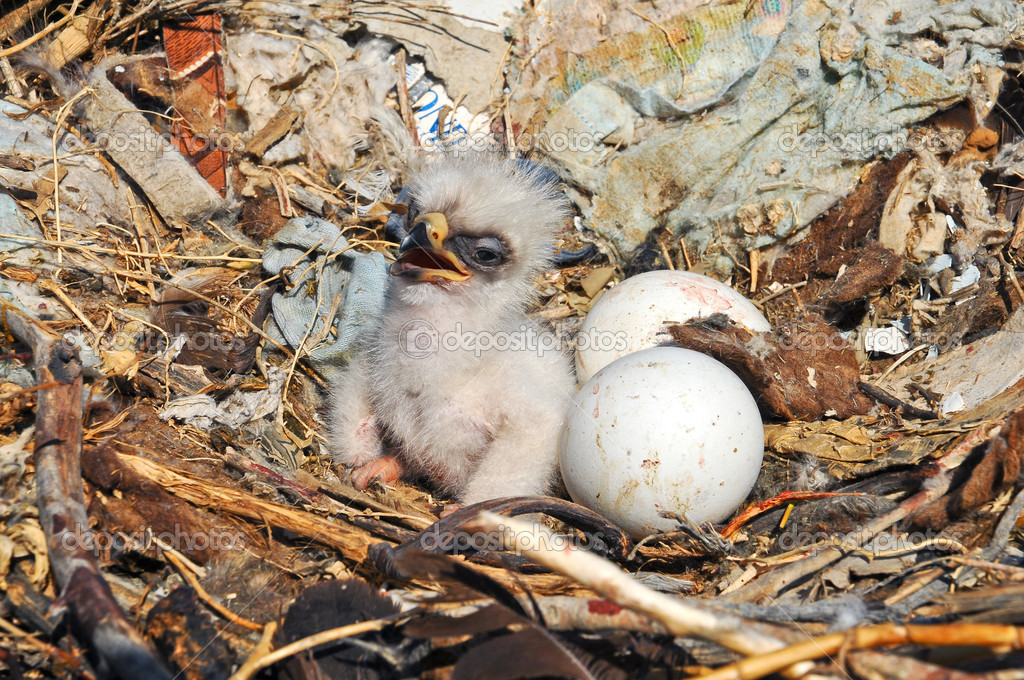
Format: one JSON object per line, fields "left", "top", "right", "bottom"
{"left": 351, "top": 456, "right": 403, "bottom": 490}
{"left": 439, "top": 503, "right": 463, "bottom": 519}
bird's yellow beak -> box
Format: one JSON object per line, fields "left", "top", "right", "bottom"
{"left": 390, "top": 213, "right": 471, "bottom": 283}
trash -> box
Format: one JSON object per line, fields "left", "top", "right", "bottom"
{"left": 863, "top": 326, "right": 910, "bottom": 356}
{"left": 160, "top": 366, "right": 285, "bottom": 430}
{"left": 359, "top": 3, "right": 513, "bottom": 115}
{"left": 512, "top": 0, "right": 1020, "bottom": 265}
{"left": 879, "top": 305, "right": 1024, "bottom": 414}
{"left": 941, "top": 391, "right": 966, "bottom": 415}
{"left": 261, "top": 216, "right": 388, "bottom": 374}
{"left": 162, "top": 14, "right": 230, "bottom": 196}
{"left": 77, "top": 56, "right": 227, "bottom": 224}
{"left": 950, "top": 263, "right": 981, "bottom": 292}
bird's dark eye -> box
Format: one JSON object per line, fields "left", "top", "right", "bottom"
{"left": 453, "top": 236, "right": 506, "bottom": 270}
{"left": 472, "top": 248, "right": 500, "bottom": 265}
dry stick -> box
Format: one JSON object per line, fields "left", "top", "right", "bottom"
{"left": 163, "top": 549, "right": 263, "bottom": 632}
{"left": 50, "top": 89, "right": 90, "bottom": 265}
{"left": 0, "top": 0, "right": 50, "bottom": 41}
{"left": 753, "top": 280, "right": 807, "bottom": 306}
{"left": 0, "top": 0, "right": 82, "bottom": 57}
{"left": 0, "top": 615, "right": 96, "bottom": 680}
{"left": 229, "top": 616, "right": 404, "bottom": 680}
{"left": 698, "top": 622, "right": 1024, "bottom": 680}
{"left": 117, "top": 453, "right": 379, "bottom": 562}
{"left": 887, "top": 485, "right": 1024, "bottom": 615}
{"left": 2, "top": 306, "right": 172, "bottom": 679}
{"left": 999, "top": 252, "right": 1024, "bottom": 304}
{"left": 393, "top": 48, "right": 419, "bottom": 146}
{"left": 467, "top": 512, "right": 808, "bottom": 669}
{"left": 723, "top": 418, "right": 1005, "bottom": 604}
{"left": 0, "top": 232, "right": 261, "bottom": 262}
{"left": 36, "top": 278, "right": 99, "bottom": 333}
{"left": 533, "top": 595, "right": 668, "bottom": 634}
{"left": 873, "top": 343, "right": 930, "bottom": 384}
{"left": 106, "top": 268, "right": 295, "bottom": 357}
{"left": 229, "top": 621, "right": 278, "bottom": 680}
{"left": 127, "top": 187, "right": 157, "bottom": 299}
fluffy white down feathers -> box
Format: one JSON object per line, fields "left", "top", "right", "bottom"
{"left": 330, "top": 154, "right": 576, "bottom": 504}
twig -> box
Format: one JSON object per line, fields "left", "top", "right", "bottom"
{"left": 698, "top": 622, "right": 1024, "bottom": 680}
{"left": 723, "top": 419, "right": 1005, "bottom": 603}
{"left": 858, "top": 381, "right": 938, "bottom": 420}
{"left": 117, "top": 453, "right": 378, "bottom": 562}
{"left": 999, "top": 252, "right": 1024, "bottom": 305}
{"left": 163, "top": 549, "right": 263, "bottom": 632}
{"left": 873, "top": 343, "right": 930, "bottom": 384}
{"left": 0, "top": 0, "right": 50, "bottom": 42}
{"left": 2, "top": 305, "right": 172, "bottom": 679}
{"left": 228, "top": 621, "right": 278, "bottom": 680}
{"left": 0, "top": 232, "right": 261, "bottom": 262}
{"left": 0, "top": 615, "right": 95, "bottom": 679}
{"left": 106, "top": 268, "right": 294, "bottom": 358}
{"left": 0, "top": 0, "right": 82, "bottom": 57}
{"left": 467, "top": 512, "right": 801, "bottom": 663}
{"left": 229, "top": 616, "right": 404, "bottom": 680}
{"left": 37, "top": 279, "right": 99, "bottom": 333}
{"left": 721, "top": 490, "right": 867, "bottom": 539}
{"left": 50, "top": 88, "right": 90, "bottom": 264}
{"left": 752, "top": 281, "right": 807, "bottom": 308}
{"left": 393, "top": 48, "right": 418, "bottom": 146}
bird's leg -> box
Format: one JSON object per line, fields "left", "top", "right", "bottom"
{"left": 351, "top": 455, "right": 404, "bottom": 490}
{"left": 330, "top": 357, "right": 384, "bottom": 468}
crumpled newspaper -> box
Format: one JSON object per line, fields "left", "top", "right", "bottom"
{"left": 526, "top": 0, "right": 1021, "bottom": 268}
{"left": 262, "top": 216, "right": 388, "bottom": 377}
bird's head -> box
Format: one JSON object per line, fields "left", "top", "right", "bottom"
{"left": 388, "top": 154, "right": 569, "bottom": 314}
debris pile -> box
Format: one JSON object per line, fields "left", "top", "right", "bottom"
{"left": 0, "top": 1, "right": 1023, "bottom": 678}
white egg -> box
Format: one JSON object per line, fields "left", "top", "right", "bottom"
{"left": 576, "top": 270, "right": 770, "bottom": 384}
{"left": 560, "top": 347, "right": 764, "bottom": 538}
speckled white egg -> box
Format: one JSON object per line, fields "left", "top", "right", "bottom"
{"left": 575, "top": 270, "right": 770, "bottom": 384}
{"left": 560, "top": 347, "right": 764, "bottom": 538}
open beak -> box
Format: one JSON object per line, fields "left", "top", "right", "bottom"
{"left": 389, "top": 213, "right": 471, "bottom": 283}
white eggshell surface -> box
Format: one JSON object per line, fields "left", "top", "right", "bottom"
{"left": 560, "top": 347, "right": 764, "bottom": 538}
{"left": 576, "top": 270, "right": 770, "bottom": 384}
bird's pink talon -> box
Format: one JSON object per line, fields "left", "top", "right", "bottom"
{"left": 439, "top": 503, "right": 463, "bottom": 519}
{"left": 351, "top": 456, "right": 402, "bottom": 490}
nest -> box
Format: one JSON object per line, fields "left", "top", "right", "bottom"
{"left": 0, "top": 1, "right": 1023, "bottom": 679}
